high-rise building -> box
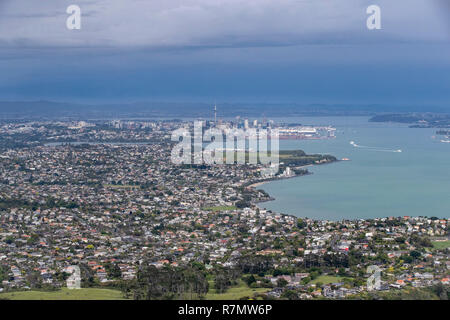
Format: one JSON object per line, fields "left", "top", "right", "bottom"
{"left": 244, "top": 119, "right": 249, "bottom": 130}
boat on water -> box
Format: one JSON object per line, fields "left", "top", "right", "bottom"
{"left": 441, "top": 140, "right": 450, "bottom": 143}
{"left": 350, "top": 141, "right": 402, "bottom": 152}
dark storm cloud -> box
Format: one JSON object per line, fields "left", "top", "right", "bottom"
{"left": 0, "top": 0, "right": 448, "bottom": 103}
{"left": 0, "top": 0, "right": 448, "bottom": 50}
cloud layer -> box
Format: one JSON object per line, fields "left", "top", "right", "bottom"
{"left": 0, "top": 0, "right": 448, "bottom": 49}
{"left": 0, "top": 1, "right": 448, "bottom": 103}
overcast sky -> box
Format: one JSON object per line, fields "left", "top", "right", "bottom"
{"left": 0, "top": 0, "right": 449, "bottom": 104}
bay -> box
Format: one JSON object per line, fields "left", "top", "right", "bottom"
{"left": 258, "top": 116, "right": 450, "bottom": 220}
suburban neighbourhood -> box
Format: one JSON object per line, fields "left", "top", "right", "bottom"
{"left": 0, "top": 120, "right": 448, "bottom": 300}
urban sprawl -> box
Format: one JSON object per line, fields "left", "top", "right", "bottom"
{"left": 0, "top": 119, "right": 448, "bottom": 300}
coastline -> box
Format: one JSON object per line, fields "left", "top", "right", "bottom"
{"left": 247, "top": 181, "right": 266, "bottom": 188}
{"left": 247, "top": 161, "right": 338, "bottom": 190}
{"left": 248, "top": 172, "right": 313, "bottom": 208}
{"left": 246, "top": 164, "right": 316, "bottom": 189}
{"left": 250, "top": 160, "right": 449, "bottom": 221}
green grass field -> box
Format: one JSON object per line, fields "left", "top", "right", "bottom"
{"left": 0, "top": 277, "right": 274, "bottom": 301}
{"left": 0, "top": 288, "right": 126, "bottom": 300}
{"left": 310, "top": 275, "right": 345, "bottom": 285}
{"left": 205, "top": 280, "right": 269, "bottom": 300}
{"left": 0, "top": 283, "right": 268, "bottom": 300}
{"left": 203, "top": 205, "right": 237, "bottom": 212}
{"left": 432, "top": 240, "right": 450, "bottom": 250}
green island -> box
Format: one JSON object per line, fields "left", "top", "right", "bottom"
{"left": 369, "top": 113, "right": 450, "bottom": 128}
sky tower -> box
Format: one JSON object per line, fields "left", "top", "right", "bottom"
{"left": 213, "top": 103, "right": 217, "bottom": 124}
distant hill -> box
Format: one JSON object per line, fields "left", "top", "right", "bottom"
{"left": 370, "top": 113, "right": 450, "bottom": 128}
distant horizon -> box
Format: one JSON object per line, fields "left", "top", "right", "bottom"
{"left": 0, "top": 99, "right": 450, "bottom": 120}
{"left": 0, "top": 98, "right": 448, "bottom": 108}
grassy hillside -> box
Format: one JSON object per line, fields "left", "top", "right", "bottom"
{"left": 0, "top": 288, "right": 126, "bottom": 300}
{"left": 205, "top": 280, "right": 269, "bottom": 300}
{"left": 0, "top": 283, "right": 268, "bottom": 300}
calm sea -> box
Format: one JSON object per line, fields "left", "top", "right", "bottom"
{"left": 258, "top": 116, "right": 450, "bottom": 220}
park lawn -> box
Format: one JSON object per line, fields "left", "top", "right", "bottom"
{"left": 221, "top": 151, "right": 277, "bottom": 164}
{"left": 278, "top": 153, "right": 302, "bottom": 159}
{"left": 205, "top": 280, "right": 269, "bottom": 300}
{"left": 310, "top": 275, "right": 345, "bottom": 285}
{"left": 0, "top": 288, "right": 126, "bottom": 300}
{"left": 432, "top": 240, "right": 450, "bottom": 250}
{"left": 203, "top": 205, "right": 237, "bottom": 212}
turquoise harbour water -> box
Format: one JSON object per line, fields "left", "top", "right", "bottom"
{"left": 258, "top": 117, "right": 450, "bottom": 220}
